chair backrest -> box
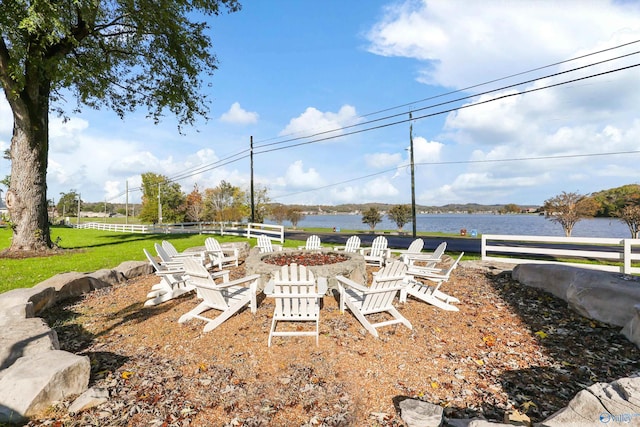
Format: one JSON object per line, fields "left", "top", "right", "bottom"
{"left": 271, "top": 263, "right": 318, "bottom": 318}
{"left": 305, "top": 235, "right": 321, "bottom": 250}
{"left": 363, "top": 260, "right": 407, "bottom": 310}
{"left": 182, "top": 258, "right": 228, "bottom": 307}
{"left": 144, "top": 248, "right": 163, "bottom": 272}
{"left": 162, "top": 240, "right": 179, "bottom": 257}
{"left": 257, "top": 235, "right": 274, "bottom": 253}
{"left": 205, "top": 237, "right": 222, "bottom": 252}
{"left": 406, "top": 238, "right": 424, "bottom": 254}
{"left": 344, "top": 235, "right": 361, "bottom": 253}
{"left": 155, "top": 243, "right": 173, "bottom": 263}
{"left": 370, "top": 236, "right": 388, "bottom": 256}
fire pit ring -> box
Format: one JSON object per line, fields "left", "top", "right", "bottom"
{"left": 245, "top": 249, "right": 367, "bottom": 294}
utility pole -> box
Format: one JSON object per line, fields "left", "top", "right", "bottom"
{"left": 157, "top": 183, "right": 162, "bottom": 224}
{"left": 250, "top": 135, "right": 255, "bottom": 223}
{"left": 125, "top": 180, "right": 129, "bottom": 225}
{"left": 410, "top": 112, "right": 417, "bottom": 238}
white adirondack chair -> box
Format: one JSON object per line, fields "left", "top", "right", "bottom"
{"left": 391, "top": 238, "right": 424, "bottom": 258}
{"left": 334, "top": 235, "right": 361, "bottom": 253}
{"left": 257, "top": 234, "right": 283, "bottom": 253}
{"left": 360, "top": 235, "right": 391, "bottom": 267}
{"left": 143, "top": 249, "right": 195, "bottom": 306}
{"left": 335, "top": 260, "right": 412, "bottom": 338}
{"left": 178, "top": 258, "right": 259, "bottom": 333}
{"left": 401, "top": 252, "right": 464, "bottom": 311}
{"left": 402, "top": 241, "right": 447, "bottom": 267}
{"left": 204, "top": 237, "right": 239, "bottom": 270}
{"left": 162, "top": 240, "right": 205, "bottom": 261}
{"left": 298, "top": 235, "right": 321, "bottom": 250}
{"left": 264, "top": 263, "right": 328, "bottom": 346}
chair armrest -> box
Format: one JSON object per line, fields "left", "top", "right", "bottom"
{"left": 211, "top": 270, "right": 230, "bottom": 282}
{"left": 317, "top": 277, "right": 328, "bottom": 295}
{"left": 333, "top": 246, "right": 345, "bottom": 251}
{"left": 264, "top": 280, "right": 274, "bottom": 295}
{"left": 335, "top": 275, "right": 370, "bottom": 293}
{"left": 374, "top": 275, "right": 409, "bottom": 283}
{"left": 216, "top": 274, "right": 261, "bottom": 289}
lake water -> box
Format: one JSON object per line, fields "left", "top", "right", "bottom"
{"left": 274, "top": 213, "right": 633, "bottom": 238}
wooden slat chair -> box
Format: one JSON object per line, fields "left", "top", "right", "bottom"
{"left": 257, "top": 234, "right": 283, "bottom": 253}
{"left": 143, "top": 248, "right": 195, "bottom": 306}
{"left": 401, "top": 241, "right": 447, "bottom": 268}
{"left": 264, "top": 263, "right": 327, "bottom": 346}
{"left": 401, "top": 252, "right": 464, "bottom": 311}
{"left": 178, "top": 258, "right": 259, "bottom": 333}
{"left": 162, "top": 240, "right": 204, "bottom": 260}
{"left": 298, "top": 235, "right": 322, "bottom": 250}
{"left": 335, "top": 260, "right": 412, "bottom": 338}
{"left": 204, "top": 237, "right": 239, "bottom": 270}
{"left": 334, "top": 235, "right": 361, "bottom": 253}
{"left": 391, "top": 238, "right": 424, "bottom": 258}
{"left": 360, "top": 235, "right": 391, "bottom": 267}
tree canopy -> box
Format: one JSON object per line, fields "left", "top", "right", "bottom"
{"left": 0, "top": 0, "right": 240, "bottom": 251}
{"left": 362, "top": 207, "right": 382, "bottom": 231}
{"left": 543, "top": 191, "right": 599, "bottom": 237}
{"left": 387, "top": 204, "right": 412, "bottom": 231}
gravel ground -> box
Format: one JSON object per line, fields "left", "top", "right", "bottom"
{"left": 32, "top": 258, "right": 640, "bottom": 426}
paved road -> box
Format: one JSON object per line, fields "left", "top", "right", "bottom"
{"left": 284, "top": 230, "right": 481, "bottom": 254}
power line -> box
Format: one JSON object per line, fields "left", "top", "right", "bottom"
{"left": 251, "top": 39, "right": 640, "bottom": 147}
{"left": 273, "top": 150, "right": 640, "bottom": 200}
{"left": 106, "top": 41, "right": 640, "bottom": 202}
{"left": 254, "top": 61, "right": 640, "bottom": 156}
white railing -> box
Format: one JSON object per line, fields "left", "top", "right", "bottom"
{"left": 246, "top": 223, "right": 284, "bottom": 243}
{"left": 481, "top": 234, "right": 640, "bottom": 274}
{"left": 72, "top": 222, "right": 149, "bottom": 233}
{"left": 69, "top": 221, "right": 285, "bottom": 243}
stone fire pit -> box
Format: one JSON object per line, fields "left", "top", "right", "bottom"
{"left": 245, "top": 249, "right": 367, "bottom": 294}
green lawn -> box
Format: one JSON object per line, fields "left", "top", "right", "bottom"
{"left": 0, "top": 227, "right": 306, "bottom": 294}
{"left": 0, "top": 226, "right": 474, "bottom": 294}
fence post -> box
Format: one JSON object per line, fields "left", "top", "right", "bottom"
{"left": 481, "top": 235, "right": 487, "bottom": 260}
{"left": 624, "top": 239, "right": 631, "bottom": 274}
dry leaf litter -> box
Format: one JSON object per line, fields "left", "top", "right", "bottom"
{"left": 31, "top": 257, "right": 640, "bottom": 426}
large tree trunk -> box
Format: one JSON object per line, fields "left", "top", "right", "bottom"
{"left": 6, "top": 80, "right": 52, "bottom": 251}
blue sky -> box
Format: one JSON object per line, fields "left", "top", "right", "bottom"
{"left": 2, "top": 0, "right": 640, "bottom": 207}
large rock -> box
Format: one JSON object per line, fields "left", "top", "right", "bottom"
{"left": 538, "top": 376, "right": 640, "bottom": 426}
{"left": 512, "top": 264, "right": 640, "bottom": 327}
{"left": 0, "top": 261, "right": 152, "bottom": 424}
{"left": 621, "top": 305, "right": 640, "bottom": 349}
{"left": 399, "top": 398, "right": 443, "bottom": 427}
{"left": 34, "top": 272, "right": 93, "bottom": 301}
{"left": 0, "top": 287, "right": 57, "bottom": 315}
{"left": 0, "top": 350, "right": 90, "bottom": 423}
{"left": 0, "top": 318, "right": 59, "bottom": 370}
{"left": 114, "top": 260, "right": 152, "bottom": 279}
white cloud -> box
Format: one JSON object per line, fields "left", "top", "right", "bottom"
{"left": 365, "top": 152, "right": 402, "bottom": 168}
{"left": 286, "top": 160, "right": 323, "bottom": 187}
{"left": 362, "top": 176, "right": 399, "bottom": 199}
{"left": 220, "top": 102, "right": 259, "bottom": 125}
{"left": 412, "top": 136, "right": 443, "bottom": 163}
{"left": 367, "top": 0, "right": 640, "bottom": 89}
{"left": 280, "top": 105, "right": 361, "bottom": 137}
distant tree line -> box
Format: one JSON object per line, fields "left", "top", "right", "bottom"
{"left": 544, "top": 185, "right": 640, "bottom": 237}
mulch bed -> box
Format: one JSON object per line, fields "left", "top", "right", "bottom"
{"left": 30, "top": 260, "right": 640, "bottom": 426}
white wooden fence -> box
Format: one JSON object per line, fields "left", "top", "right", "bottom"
{"left": 481, "top": 234, "right": 640, "bottom": 274}
{"left": 72, "top": 222, "right": 149, "bottom": 233}
{"left": 71, "top": 221, "right": 285, "bottom": 243}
